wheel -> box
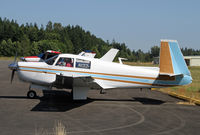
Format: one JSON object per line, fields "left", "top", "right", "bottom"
{"left": 27, "top": 90, "right": 37, "bottom": 99}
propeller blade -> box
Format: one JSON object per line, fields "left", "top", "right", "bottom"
{"left": 11, "top": 70, "right": 15, "bottom": 84}
{"left": 9, "top": 51, "right": 18, "bottom": 84}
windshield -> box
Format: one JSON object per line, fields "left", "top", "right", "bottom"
{"left": 45, "top": 55, "right": 58, "bottom": 65}
{"left": 37, "top": 53, "right": 44, "bottom": 58}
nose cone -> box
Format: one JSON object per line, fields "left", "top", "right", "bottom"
{"left": 20, "top": 57, "right": 25, "bottom": 61}
{"left": 8, "top": 62, "right": 18, "bottom": 70}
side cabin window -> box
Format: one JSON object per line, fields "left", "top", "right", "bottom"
{"left": 56, "top": 57, "right": 74, "bottom": 67}
{"left": 76, "top": 59, "right": 91, "bottom": 69}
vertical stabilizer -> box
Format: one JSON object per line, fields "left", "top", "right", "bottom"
{"left": 100, "top": 48, "right": 119, "bottom": 62}
{"left": 159, "top": 40, "right": 191, "bottom": 76}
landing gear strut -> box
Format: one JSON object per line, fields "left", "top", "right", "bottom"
{"left": 100, "top": 89, "right": 106, "bottom": 94}
{"left": 27, "top": 90, "right": 37, "bottom": 99}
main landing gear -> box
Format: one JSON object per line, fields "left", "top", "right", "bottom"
{"left": 100, "top": 89, "right": 106, "bottom": 94}
{"left": 27, "top": 90, "right": 37, "bottom": 99}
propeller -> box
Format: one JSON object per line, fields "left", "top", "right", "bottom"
{"left": 11, "top": 69, "right": 16, "bottom": 83}
{"left": 8, "top": 52, "right": 18, "bottom": 83}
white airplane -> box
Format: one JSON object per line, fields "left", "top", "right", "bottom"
{"left": 8, "top": 40, "right": 192, "bottom": 100}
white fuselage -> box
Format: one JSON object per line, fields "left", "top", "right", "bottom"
{"left": 17, "top": 54, "right": 162, "bottom": 90}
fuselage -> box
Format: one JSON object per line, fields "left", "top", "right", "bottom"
{"left": 16, "top": 53, "right": 192, "bottom": 90}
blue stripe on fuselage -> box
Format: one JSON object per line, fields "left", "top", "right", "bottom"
{"left": 19, "top": 67, "right": 188, "bottom": 86}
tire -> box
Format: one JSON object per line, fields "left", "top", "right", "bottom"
{"left": 27, "top": 90, "right": 37, "bottom": 99}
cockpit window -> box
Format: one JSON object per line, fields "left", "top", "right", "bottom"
{"left": 37, "top": 53, "right": 44, "bottom": 58}
{"left": 56, "top": 57, "right": 74, "bottom": 67}
{"left": 46, "top": 53, "right": 56, "bottom": 60}
{"left": 76, "top": 59, "right": 91, "bottom": 69}
{"left": 45, "top": 55, "right": 58, "bottom": 65}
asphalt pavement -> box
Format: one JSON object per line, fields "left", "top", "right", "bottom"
{"left": 0, "top": 60, "right": 200, "bottom": 135}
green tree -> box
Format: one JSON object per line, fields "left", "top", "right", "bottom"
{"left": 0, "top": 40, "right": 8, "bottom": 56}
{"left": 46, "top": 21, "right": 53, "bottom": 32}
{"left": 37, "top": 40, "right": 66, "bottom": 53}
{"left": 150, "top": 46, "right": 160, "bottom": 58}
{"left": 20, "top": 35, "right": 31, "bottom": 56}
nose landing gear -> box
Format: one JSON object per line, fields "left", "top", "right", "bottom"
{"left": 27, "top": 90, "right": 37, "bottom": 99}
{"left": 27, "top": 84, "right": 51, "bottom": 99}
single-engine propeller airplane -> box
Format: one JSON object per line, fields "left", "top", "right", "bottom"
{"left": 8, "top": 39, "right": 192, "bottom": 100}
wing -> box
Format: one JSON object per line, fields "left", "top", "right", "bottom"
{"left": 53, "top": 73, "right": 102, "bottom": 89}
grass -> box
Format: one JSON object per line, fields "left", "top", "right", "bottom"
{"left": 35, "top": 121, "right": 67, "bottom": 135}
{"left": 0, "top": 56, "right": 20, "bottom": 61}
{"left": 53, "top": 122, "right": 67, "bottom": 135}
{"left": 159, "top": 66, "right": 200, "bottom": 102}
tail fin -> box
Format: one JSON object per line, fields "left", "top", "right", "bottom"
{"left": 100, "top": 48, "right": 119, "bottom": 62}
{"left": 159, "top": 39, "right": 191, "bottom": 76}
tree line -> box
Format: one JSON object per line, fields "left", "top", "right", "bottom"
{"left": 0, "top": 17, "right": 200, "bottom": 62}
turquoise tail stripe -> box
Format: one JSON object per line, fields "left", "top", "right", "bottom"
{"left": 168, "top": 41, "right": 191, "bottom": 76}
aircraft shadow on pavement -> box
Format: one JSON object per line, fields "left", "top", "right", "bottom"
{"left": 0, "top": 91, "right": 165, "bottom": 112}
{"left": 31, "top": 90, "right": 165, "bottom": 112}
{"left": 89, "top": 97, "right": 165, "bottom": 105}
{"left": 31, "top": 90, "right": 92, "bottom": 112}
{"left": 132, "top": 97, "right": 165, "bottom": 105}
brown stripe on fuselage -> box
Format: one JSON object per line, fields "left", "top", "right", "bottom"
{"left": 19, "top": 66, "right": 156, "bottom": 80}
{"left": 159, "top": 41, "right": 174, "bottom": 74}
{"left": 20, "top": 69, "right": 56, "bottom": 74}
{"left": 19, "top": 68, "right": 177, "bottom": 87}
{"left": 19, "top": 66, "right": 176, "bottom": 81}
{"left": 93, "top": 77, "right": 176, "bottom": 87}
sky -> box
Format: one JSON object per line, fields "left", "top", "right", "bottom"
{"left": 0, "top": 0, "right": 200, "bottom": 52}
